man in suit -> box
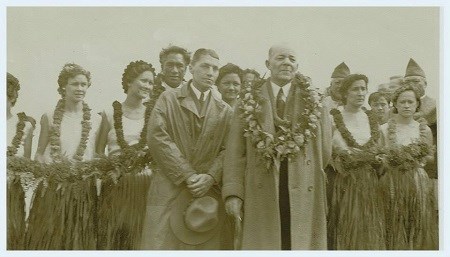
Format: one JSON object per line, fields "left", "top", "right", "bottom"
{"left": 143, "top": 48, "right": 233, "bottom": 249}
{"left": 222, "top": 44, "right": 332, "bottom": 250}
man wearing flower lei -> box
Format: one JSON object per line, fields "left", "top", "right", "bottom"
{"left": 30, "top": 63, "right": 101, "bottom": 249}
{"left": 327, "top": 73, "right": 386, "bottom": 250}
{"left": 222, "top": 44, "right": 332, "bottom": 250}
{"left": 6, "top": 72, "right": 35, "bottom": 250}
{"left": 379, "top": 84, "right": 438, "bottom": 250}
{"left": 144, "top": 48, "right": 233, "bottom": 249}
{"left": 95, "top": 60, "right": 155, "bottom": 249}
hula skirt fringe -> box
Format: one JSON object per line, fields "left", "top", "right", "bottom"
{"left": 380, "top": 168, "right": 438, "bottom": 250}
{"left": 24, "top": 178, "right": 98, "bottom": 250}
{"left": 97, "top": 171, "right": 152, "bottom": 250}
{"left": 7, "top": 176, "right": 26, "bottom": 250}
{"left": 328, "top": 165, "right": 386, "bottom": 250}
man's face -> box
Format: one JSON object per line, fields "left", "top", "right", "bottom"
{"left": 330, "top": 78, "right": 344, "bottom": 97}
{"left": 370, "top": 97, "right": 390, "bottom": 122}
{"left": 189, "top": 54, "right": 219, "bottom": 91}
{"left": 161, "top": 53, "right": 187, "bottom": 88}
{"left": 265, "top": 46, "right": 299, "bottom": 86}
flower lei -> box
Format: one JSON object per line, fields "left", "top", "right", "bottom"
{"left": 49, "top": 99, "right": 92, "bottom": 162}
{"left": 330, "top": 108, "right": 380, "bottom": 149}
{"left": 112, "top": 101, "right": 150, "bottom": 150}
{"left": 239, "top": 73, "right": 322, "bottom": 169}
{"left": 385, "top": 118, "right": 432, "bottom": 173}
{"left": 7, "top": 112, "right": 27, "bottom": 157}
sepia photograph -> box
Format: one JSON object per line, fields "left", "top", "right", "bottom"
{"left": 2, "top": 2, "right": 448, "bottom": 257}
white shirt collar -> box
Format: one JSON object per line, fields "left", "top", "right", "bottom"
{"left": 162, "top": 80, "right": 183, "bottom": 90}
{"left": 270, "top": 81, "right": 291, "bottom": 101}
{"left": 190, "top": 82, "right": 211, "bottom": 101}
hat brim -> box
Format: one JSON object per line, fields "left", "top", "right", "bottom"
{"left": 170, "top": 188, "right": 225, "bottom": 245}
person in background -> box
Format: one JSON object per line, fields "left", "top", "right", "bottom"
{"left": 216, "top": 63, "right": 243, "bottom": 107}
{"left": 156, "top": 45, "right": 191, "bottom": 90}
{"left": 322, "top": 62, "right": 350, "bottom": 110}
{"left": 242, "top": 68, "right": 260, "bottom": 85}
{"left": 368, "top": 91, "right": 390, "bottom": 125}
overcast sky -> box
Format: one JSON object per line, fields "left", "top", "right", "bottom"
{"left": 6, "top": 7, "right": 440, "bottom": 157}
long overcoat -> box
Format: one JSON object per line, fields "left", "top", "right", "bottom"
{"left": 142, "top": 83, "right": 233, "bottom": 249}
{"left": 222, "top": 80, "right": 332, "bottom": 250}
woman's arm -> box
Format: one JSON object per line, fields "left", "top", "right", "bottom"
{"left": 34, "top": 113, "right": 49, "bottom": 162}
{"left": 95, "top": 111, "right": 110, "bottom": 155}
{"left": 23, "top": 122, "right": 34, "bottom": 159}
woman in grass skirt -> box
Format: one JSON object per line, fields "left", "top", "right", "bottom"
{"left": 379, "top": 84, "right": 438, "bottom": 250}
{"left": 327, "top": 74, "right": 386, "bottom": 250}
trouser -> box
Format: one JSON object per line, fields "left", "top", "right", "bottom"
{"left": 279, "top": 159, "right": 291, "bottom": 250}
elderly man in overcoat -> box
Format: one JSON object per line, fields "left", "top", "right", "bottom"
{"left": 222, "top": 44, "right": 332, "bottom": 250}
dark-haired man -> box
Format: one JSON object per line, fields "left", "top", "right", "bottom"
{"left": 158, "top": 45, "right": 191, "bottom": 90}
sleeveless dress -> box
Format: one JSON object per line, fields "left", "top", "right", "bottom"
{"left": 379, "top": 120, "right": 438, "bottom": 250}
{"left": 96, "top": 106, "right": 151, "bottom": 250}
{"left": 327, "top": 107, "right": 386, "bottom": 250}
{"left": 7, "top": 113, "right": 33, "bottom": 250}
{"left": 25, "top": 109, "right": 101, "bottom": 250}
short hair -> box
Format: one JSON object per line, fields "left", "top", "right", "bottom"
{"left": 339, "top": 74, "right": 369, "bottom": 104}
{"left": 7, "top": 72, "right": 20, "bottom": 106}
{"left": 122, "top": 60, "right": 156, "bottom": 93}
{"left": 217, "top": 63, "right": 243, "bottom": 84}
{"left": 191, "top": 48, "right": 219, "bottom": 65}
{"left": 159, "top": 45, "right": 191, "bottom": 66}
{"left": 57, "top": 63, "right": 92, "bottom": 96}
{"left": 368, "top": 92, "right": 390, "bottom": 106}
{"left": 391, "top": 84, "right": 422, "bottom": 113}
{"left": 242, "top": 69, "right": 260, "bottom": 80}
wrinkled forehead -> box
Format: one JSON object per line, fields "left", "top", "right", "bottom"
{"left": 268, "top": 46, "right": 298, "bottom": 59}
{"left": 404, "top": 75, "right": 425, "bottom": 81}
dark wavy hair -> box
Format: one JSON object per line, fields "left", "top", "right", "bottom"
{"left": 391, "top": 84, "right": 421, "bottom": 114}
{"left": 121, "top": 60, "right": 156, "bottom": 93}
{"left": 368, "top": 91, "right": 391, "bottom": 106}
{"left": 217, "top": 63, "right": 243, "bottom": 84}
{"left": 191, "top": 48, "right": 219, "bottom": 65}
{"left": 242, "top": 69, "right": 261, "bottom": 80}
{"left": 57, "top": 63, "right": 92, "bottom": 96}
{"left": 159, "top": 45, "right": 191, "bottom": 66}
{"left": 339, "top": 73, "right": 369, "bottom": 104}
{"left": 7, "top": 72, "right": 20, "bottom": 106}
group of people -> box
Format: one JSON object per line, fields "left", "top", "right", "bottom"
{"left": 6, "top": 43, "right": 438, "bottom": 250}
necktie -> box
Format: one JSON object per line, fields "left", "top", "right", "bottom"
{"left": 277, "top": 88, "right": 285, "bottom": 118}
{"left": 199, "top": 92, "right": 205, "bottom": 111}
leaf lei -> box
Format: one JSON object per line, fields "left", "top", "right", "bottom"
{"left": 385, "top": 118, "right": 432, "bottom": 173}
{"left": 49, "top": 99, "right": 92, "bottom": 162}
{"left": 239, "top": 73, "right": 322, "bottom": 169}
{"left": 112, "top": 80, "right": 165, "bottom": 150}
{"left": 330, "top": 108, "right": 380, "bottom": 149}
{"left": 7, "top": 112, "right": 27, "bottom": 157}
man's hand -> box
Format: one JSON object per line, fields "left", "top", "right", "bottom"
{"left": 186, "top": 174, "right": 214, "bottom": 197}
{"left": 225, "top": 196, "right": 243, "bottom": 220}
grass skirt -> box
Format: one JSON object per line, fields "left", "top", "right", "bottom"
{"left": 328, "top": 165, "right": 386, "bottom": 250}
{"left": 7, "top": 175, "right": 26, "bottom": 250}
{"left": 97, "top": 170, "right": 152, "bottom": 250}
{"left": 380, "top": 167, "right": 438, "bottom": 250}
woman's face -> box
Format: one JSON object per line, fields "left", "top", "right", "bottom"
{"left": 64, "top": 74, "right": 89, "bottom": 102}
{"left": 7, "top": 91, "right": 17, "bottom": 110}
{"left": 345, "top": 79, "right": 367, "bottom": 108}
{"left": 395, "top": 90, "right": 418, "bottom": 118}
{"left": 218, "top": 73, "right": 241, "bottom": 102}
{"left": 127, "top": 71, "right": 154, "bottom": 99}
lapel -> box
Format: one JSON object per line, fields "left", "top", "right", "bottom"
{"left": 178, "top": 81, "right": 201, "bottom": 118}
{"left": 258, "top": 80, "right": 276, "bottom": 135}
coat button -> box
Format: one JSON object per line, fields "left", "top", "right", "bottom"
{"left": 306, "top": 160, "right": 311, "bottom": 165}
{"left": 308, "top": 186, "right": 313, "bottom": 191}
{"left": 257, "top": 183, "right": 263, "bottom": 188}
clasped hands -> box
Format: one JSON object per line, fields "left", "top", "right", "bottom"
{"left": 186, "top": 173, "right": 215, "bottom": 198}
